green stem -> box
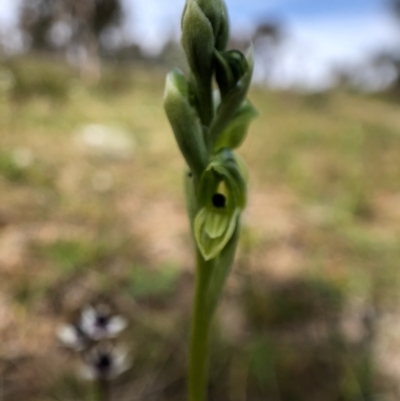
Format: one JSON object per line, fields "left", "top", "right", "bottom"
{"left": 191, "top": 74, "right": 214, "bottom": 149}
{"left": 95, "top": 378, "right": 110, "bottom": 401}
{"left": 207, "top": 221, "right": 240, "bottom": 316}
{"left": 188, "top": 251, "right": 214, "bottom": 401}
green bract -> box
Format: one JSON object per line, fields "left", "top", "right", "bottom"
{"left": 164, "top": 68, "right": 208, "bottom": 177}
{"left": 194, "top": 149, "right": 247, "bottom": 260}
{"left": 214, "top": 100, "right": 258, "bottom": 150}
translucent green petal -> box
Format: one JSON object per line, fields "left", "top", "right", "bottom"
{"left": 205, "top": 210, "right": 229, "bottom": 239}
{"left": 195, "top": 207, "right": 239, "bottom": 260}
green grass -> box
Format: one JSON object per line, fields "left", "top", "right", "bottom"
{"left": 128, "top": 264, "right": 181, "bottom": 299}
{"left": 43, "top": 239, "right": 107, "bottom": 274}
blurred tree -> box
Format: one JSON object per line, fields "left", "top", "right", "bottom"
{"left": 385, "top": 0, "right": 400, "bottom": 93}
{"left": 20, "top": 0, "right": 60, "bottom": 51}
{"left": 358, "top": 1, "right": 400, "bottom": 95}
{"left": 252, "top": 20, "right": 285, "bottom": 83}
{"left": 254, "top": 22, "right": 283, "bottom": 44}
{"left": 372, "top": 52, "right": 400, "bottom": 93}
{"left": 393, "top": 0, "right": 400, "bottom": 18}
{"left": 19, "top": 0, "right": 124, "bottom": 80}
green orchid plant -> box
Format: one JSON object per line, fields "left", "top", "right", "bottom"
{"left": 164, "top": 1, "right": 257, "bottom": 400}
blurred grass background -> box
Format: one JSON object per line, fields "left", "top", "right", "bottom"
{"left": 0, "top": 55, "right": 399, "bottom": 400}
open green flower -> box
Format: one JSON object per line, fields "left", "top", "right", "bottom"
{"left": 194, "top": 149, "right": 246, "bottom": 260}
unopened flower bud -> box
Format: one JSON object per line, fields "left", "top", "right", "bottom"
{"left": 215, "top": 0, "right": 230, "bottom": 50}
{"left": 164, "top": 68, "right": 209, "bottom": 176}
{"left": 215, "top": 50, "right": 248, "bottom": 97}
{"left": 209, "top": 46, "right": 255, "bottom": 146}
{"left": 194, "top": 0, "right": 230, "bottom": 50}
{"left": 181, "top": 0, "right": 215, "bottom": 86}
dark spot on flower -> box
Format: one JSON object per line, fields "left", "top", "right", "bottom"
{"left": 96, "top": 314, "right": 109, "bottom": 328}
{"left": 96, "top": 353, "right": 112, "bottom": 373}
{"left": 188, "top": 172, "right": 193, "bottom": 178}
{"left": 212, "top": 193, "right": 226, "bottom": 208}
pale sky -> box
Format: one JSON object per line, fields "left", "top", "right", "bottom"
{"left": 0, "top": 0, "right": 399, "bottom": 89}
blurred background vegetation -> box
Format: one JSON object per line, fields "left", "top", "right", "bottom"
{"left": 0, "top": 0, "right": 400, "bottom": 400}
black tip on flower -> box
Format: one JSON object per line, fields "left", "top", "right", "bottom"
{"left": 96, "top": 314, "right": 109, "bottom": 329}
{"left": 96, "top": 353, "right": 112, "bottom": 374}
{"left": 212, "top": 193, "right": 226, "bottom": 208}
